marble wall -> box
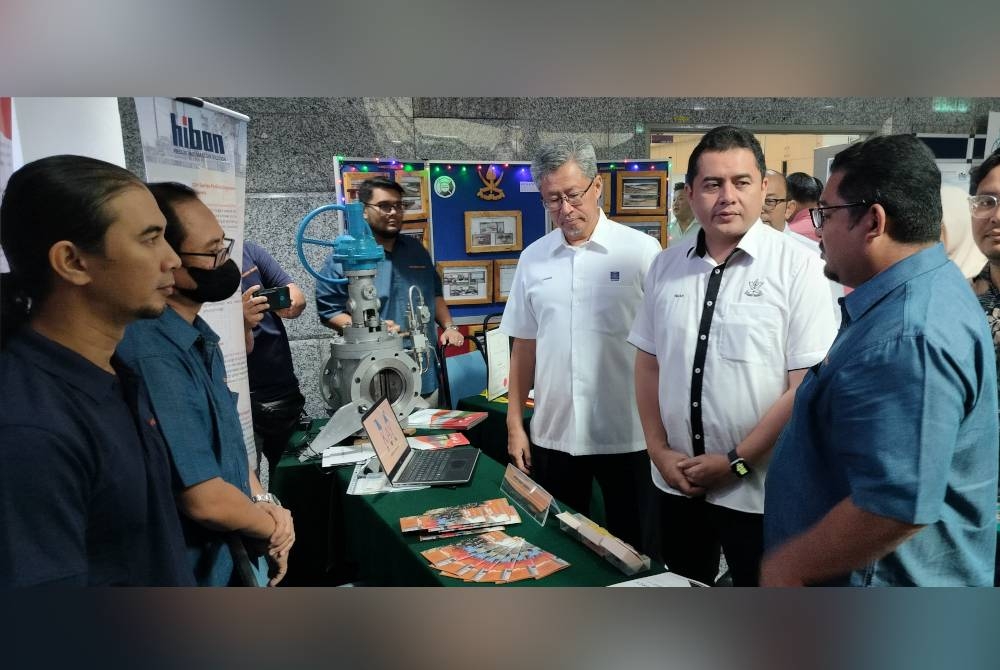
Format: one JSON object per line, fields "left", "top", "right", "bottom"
{"left": 117, "top": 96, "right": 1000, "bottom": 417}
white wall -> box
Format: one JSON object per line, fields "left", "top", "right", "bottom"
{"left": 12, "top": 97, "right": 125, "bottom": 169}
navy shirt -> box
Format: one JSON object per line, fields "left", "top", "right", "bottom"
{"left": 241, "top": 242, "right": 299, "bottom": 403}
{"left": 0, "top": 328, "right": 193, "bottom": 586}
{"left": 315, "top": 233, "right": 443, "bottom": 393}
{"left": 765, "top": 245, "right": 999, "bottom": 586}
{"left": 119, "top": 307, "right": 252, "bottom": 586}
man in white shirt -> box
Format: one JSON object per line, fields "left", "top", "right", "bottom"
{"left": 501, "top": 136, "right": 662, "bottom": 552}
{"left": 628, "top": 126, "right": 836, "bottom": 585}
{"left": 668, "top": 182, "right": 701, "bottom": 244}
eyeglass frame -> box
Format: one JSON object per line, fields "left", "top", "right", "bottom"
{"left": 178, "top": 236, "right": 235, "bottom": 269}
{"left": 540, "top": 176, "right": 596, "bottom": 211}
{"left": 809, "top": 201, "right": 872, "bottom": 231}
{"left": 762, "top": 197, "right": 787, "bottom": 209}
{"left": 364, "top": 200, "right": 407, "bottom": 215}
{"left": 968, "top": 194, "right": 999, "bottom": 218}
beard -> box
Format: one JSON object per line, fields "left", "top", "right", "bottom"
{"left": 135, "top": 303, "right": 168, "bottom": 320}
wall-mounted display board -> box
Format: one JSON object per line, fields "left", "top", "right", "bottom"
{"left": 596, "top": 160, "right": 671, "bottom": 248}
{"left": 428, "top": 160, "right": 544, "bottom": 319}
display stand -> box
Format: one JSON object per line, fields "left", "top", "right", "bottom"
{"left": 499, "top": 463, "right": 560, "bottom": 527}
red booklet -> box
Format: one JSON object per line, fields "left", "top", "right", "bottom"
{"left": 406, "top": 432, "right": 471, "bottom": 450}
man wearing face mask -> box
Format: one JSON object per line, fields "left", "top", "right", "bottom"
{"left": 118, "top": 182, "right": 295, "bottom": 587}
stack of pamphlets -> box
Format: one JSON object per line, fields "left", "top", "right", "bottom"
{"left": 406, "top": 432, "right": 470, "bottom": 450}
{"left": 406, "top": 408, "right": 488, "bottom": 430}
{"left": 420, "top": 530, "right": 569, "bottom": 583}
{"left": 399, "top": 498, "right": 520, "bottom": 540}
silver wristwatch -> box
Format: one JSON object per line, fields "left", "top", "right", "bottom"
{"left": 251, "top": 492, "right": 281, "bottom": 507}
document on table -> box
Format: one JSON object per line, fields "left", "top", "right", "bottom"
{"left": 608, "top": 571, "right": 708, "bottom": 587}
{"left": 321, "top": 443, "right": 375, "bottom": 468}
{"left": 345, "top": 460, "right": 428, "bottom": 495}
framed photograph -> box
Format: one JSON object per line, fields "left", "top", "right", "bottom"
{"left": 438, "top": 260, "right": 493, "bottom": 305}
{"left": 616, "top": 170, "right": 668, "bottom": 215}
{"left": 400, "top": 221, "right": 431, "bottom": 252}
{"left": 394, "top": 169, "right": 429, "bottom": 221}
{"left": 493, "top": 258, "right": 518, "bottom": 303}
{"left": 617, "top": 216, "right": 668, "bottom": 248}
{"left": 341, "top": 171, "right": 389, "bottom": 204}
{"left": 598, "top": 171, "right": 613, "bottom": 214}
{"left": 464, "top": 210, "right": 523, "bottom": 253}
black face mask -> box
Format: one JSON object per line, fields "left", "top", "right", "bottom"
{"left": 177, "top": 258, "right": 242, "bottom": 304}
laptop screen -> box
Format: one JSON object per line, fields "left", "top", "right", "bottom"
{"left": 361, "top": 397, "right": 409, "bottom": 476}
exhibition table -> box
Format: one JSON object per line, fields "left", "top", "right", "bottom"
{"left": 270, "top": 420, "right": 659, "bottom": 586}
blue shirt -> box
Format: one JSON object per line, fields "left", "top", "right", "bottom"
{"left": 314, "top": 234, "right": 443, "bottom": 393}
{"left": 241, "top": 242, "right": 299, "bottom": 402}
{"left": 764, "top": 244, "right": 998, "bottom": 586}
{"left": 119, "top": 307, "right": 252, "bottom": 586}
{"left": 0, "top": 328, "right": 193, "bottom": 586}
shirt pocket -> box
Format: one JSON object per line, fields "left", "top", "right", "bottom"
{"left": 587, "top": 284, "right": 637, "bottom": 336}
{"left": 717, "top": 303, "right": 782, "bottom": 365}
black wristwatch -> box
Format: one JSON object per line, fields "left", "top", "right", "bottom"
{"left": 727, "top": 449, "right": 751, "bottom": 478}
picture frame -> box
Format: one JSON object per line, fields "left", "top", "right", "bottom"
{"left": 341, "top": 170, "right": 389, "bottom": 204}
{"left": 464, "top": 210, "right": 523, "bottom": 254}
{"left": 616, "top": 170, "right": 668, "bottom": 215}
{"left": 394, "top": 169, "right": 430, "bottom": 221}
{"left": 437, "top": 260, "right": 493, "bottom": 305}
{"left": 400, "top": 221, "right": 431, "bottom": 252}
{"left": 493, "top": 258, "right": 518, "bottom": 303}
{"left": 617, "top": 215, "right": 668, "bottom": 248}
{"left": 598, "top": 171, "right": 613, "bottom": 214}
{"left": 465, "top": 324, "right": 484, "bottom": 354}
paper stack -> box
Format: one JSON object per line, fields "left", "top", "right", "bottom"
{"left": 399, "top": 497, "right": 520, "bottom": 540}
{"left": 555, "top": 511, "right": 651, "bottom": 575}
{"left": 420, "top": 530, "right": 569, "bottom": 583}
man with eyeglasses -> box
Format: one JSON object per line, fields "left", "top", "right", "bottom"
{"left": 762, "top": 135, "right": 998, "bottom": 586}
{"left": 315, "top": 177, "right": 462, "bottom": 405}
{"left": 628, "top": 126, "right": 836, "bottom": 586}
{"left": 667, "top": 181, "right": 700, "bottom": 244}
{"left": 500, "top": 136, "right": 662, "bottom": 554}
{"left": 763, "top": 170, "right": 844, "bottom": 325}
{"left": 119, "top": 182, "right": 296, "bottom": 586}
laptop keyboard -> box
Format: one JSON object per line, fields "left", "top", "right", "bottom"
{"left": 401, "top": 449, "right": 452, "bottom": 481}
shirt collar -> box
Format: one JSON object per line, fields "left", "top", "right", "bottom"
{"left": 842, "top": 243, "right": 949, "bottom": 323}
{"left": 7, "top": 327, "right": 120, "bottom": 403}
{"left": 549, "top": 209, "right": 612, "bottom": 255}
{"left": 687, "top": 219, "right": 767, "bottom": 262}
{"left": 153, "top": 305, "right": 220, "bottom": 352}
{"left": 789, "top": 208, "right": 813, "bottom": 227}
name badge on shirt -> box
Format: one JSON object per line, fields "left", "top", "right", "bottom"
{"left": 610, "top": 271, "right": 620, "bottom": 282}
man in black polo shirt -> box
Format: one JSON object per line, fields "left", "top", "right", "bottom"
{"left": 0, "top": 155, "right": 194, "bottom": 586}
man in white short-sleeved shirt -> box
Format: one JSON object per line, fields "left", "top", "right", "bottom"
{"left": 500, "top": 135, "right": 662, "bottom": 552}
{"left": 627, "top": 126, "right": 836, "bottom": 585}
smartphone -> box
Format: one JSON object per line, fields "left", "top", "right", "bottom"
{"left": 253, "top": 285, "right": 291, "bottom": 310}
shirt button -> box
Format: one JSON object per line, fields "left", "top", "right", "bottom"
{"left": 692, "top": 401, "right": 699, "bottom": 408}
{"left": 714, "top": 269, "right": 721, "bottom": 275}
{"left": 706, "top": 300, "right": 713, "bottom": 307}
{"left": 694, "top": 367, "right": 701, "bottom": 374}
{"left": 699, "top": 334, "right": 707, "bottom": 341}
{"left": 694, "top": 434, "right": 701, "bottom": 440}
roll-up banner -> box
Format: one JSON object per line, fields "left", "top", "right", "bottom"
{"left": 134, "top": 97, "right": 256, "bottom": 464}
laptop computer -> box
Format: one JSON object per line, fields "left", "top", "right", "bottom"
{"left": 361, "top": 397, "right": 479, "bottom": 486}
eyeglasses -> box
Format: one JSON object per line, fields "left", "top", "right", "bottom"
{"left": 365, "top": 201, "right": 407, "bottom": 214}
{"left": 178, "top": 236, "right": 234, "bottom": 268}
{"left": 969, "top": 194, "right": 999, "bottom": 219}
{"left": 763, "top": 197, "right": 787, "bottom": 209}
{"left": 809, "top": 201, "right": 871, "bottom": 231}
{"left": 541, "top": 177, "right": 596, "bottom": 211}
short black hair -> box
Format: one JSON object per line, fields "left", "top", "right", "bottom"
{"left": 145, "top": 182, "right": 200, "bottom": 251}
{"left": 1, "top": 155, "right": 145, "bottom": 345}
{"left": 970, "top": 149, "right": 1000, "bottom": 195}
{"left": 686, "top": 126, "right": 766, "bottom": 186}
{"left": 786, "top": 172, "right": 823, "bottom": 204}
{"left": 357, "top": 177, "right": 404, "bottom": 203}
{"left": 829, "top": 134, "right": 941, "bottom": 244}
